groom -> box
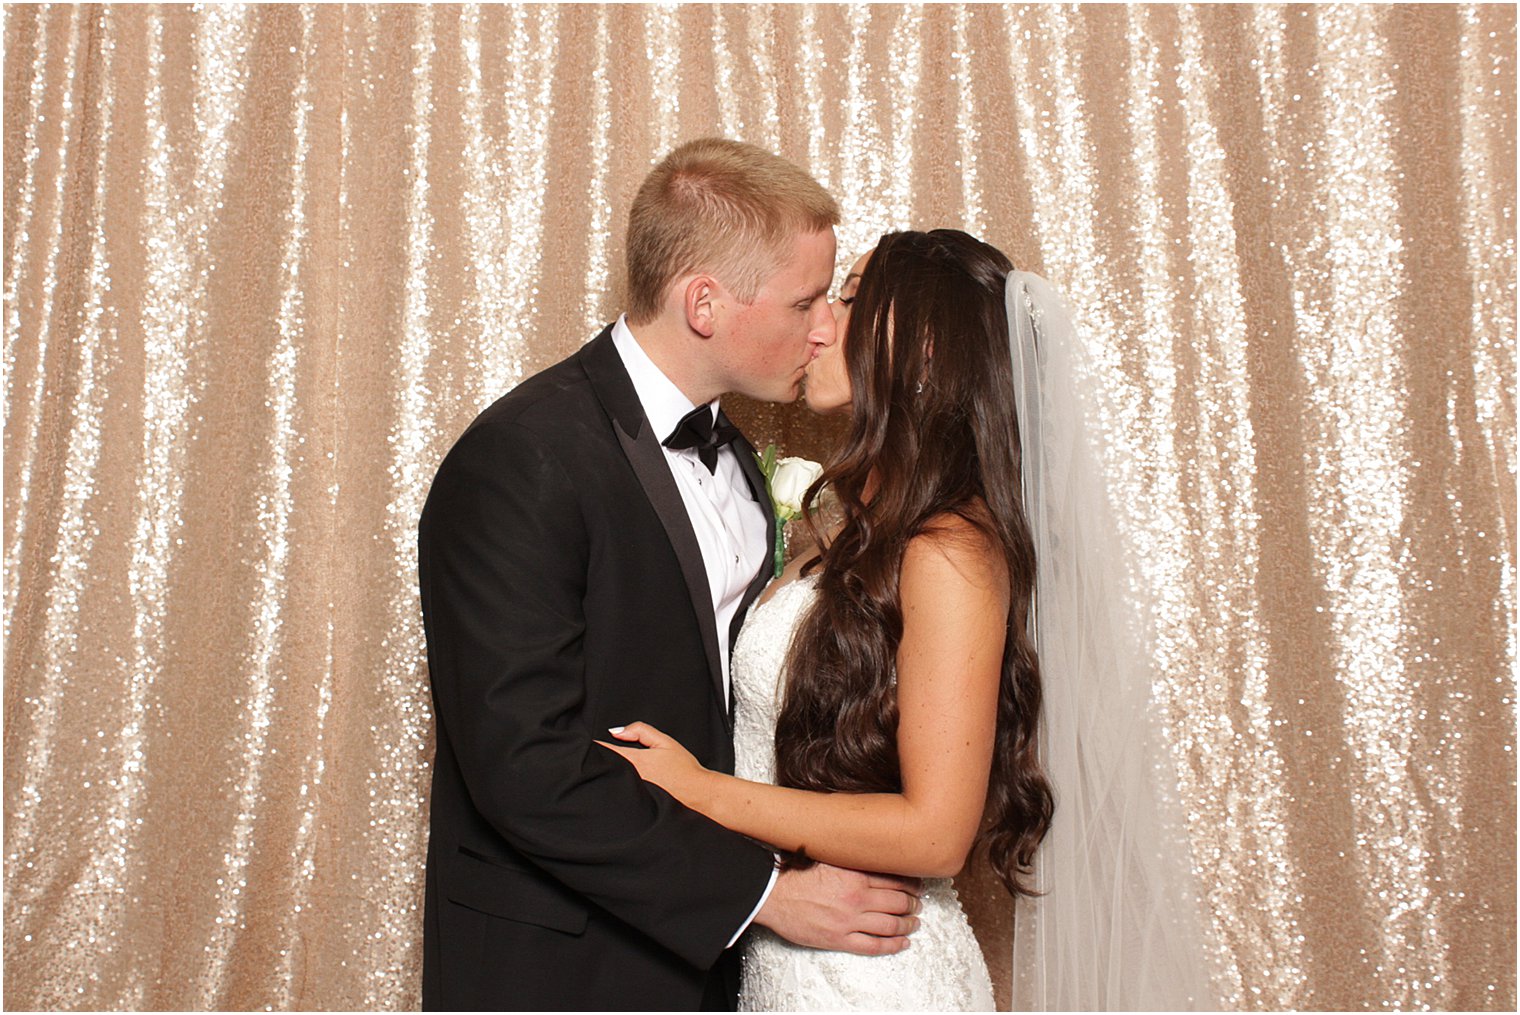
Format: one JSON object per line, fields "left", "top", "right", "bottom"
{"left": 418, "top": 138, "right": 920, "bottom": 1011}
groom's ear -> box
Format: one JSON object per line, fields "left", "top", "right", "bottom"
{"left": 683, "top": 275, "right": 719, "bottom": 339}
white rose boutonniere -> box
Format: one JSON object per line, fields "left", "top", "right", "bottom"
{"left": 756, "top": 444, "right": 824, "bottom": 577}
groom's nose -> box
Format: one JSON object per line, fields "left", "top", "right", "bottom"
{"left": 807, "top": 302, "right": 835, "bottom": 353}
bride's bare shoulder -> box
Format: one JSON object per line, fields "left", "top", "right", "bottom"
{"left": 906, "top": 503, "right": 1008, "bottom": 596}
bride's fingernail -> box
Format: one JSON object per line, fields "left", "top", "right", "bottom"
{"left": 608, "top": 726, "right": 625, "bottom": 734}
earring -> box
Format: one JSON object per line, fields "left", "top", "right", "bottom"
{"left": 916, "top": 379, "right": 924, "bottom": 395}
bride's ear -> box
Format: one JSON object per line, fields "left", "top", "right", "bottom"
{"left": 683, "top": 276, "right": 719, "bottom": 339}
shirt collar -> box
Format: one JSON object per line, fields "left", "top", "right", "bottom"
{"left": 611, "top": 314, "right": 719, "bottom": 442}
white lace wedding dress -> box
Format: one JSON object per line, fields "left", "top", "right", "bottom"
{"left": 731, "top": 574, "right": 995, "bottom": 1012}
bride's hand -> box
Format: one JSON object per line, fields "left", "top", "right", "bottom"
{"left": 598, "top": 722, "right": 713, "bottom": 808}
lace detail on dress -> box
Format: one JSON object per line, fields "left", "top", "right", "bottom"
{"left": 730, "top": 575, "right": 995, "bottom": 1012}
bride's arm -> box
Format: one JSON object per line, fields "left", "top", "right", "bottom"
{"left": 604, "top": 518, "right": 1008, "bottom": 879}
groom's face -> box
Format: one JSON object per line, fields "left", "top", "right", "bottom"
{"left": 716, "top": 227, "right": 837, "bottom": 402}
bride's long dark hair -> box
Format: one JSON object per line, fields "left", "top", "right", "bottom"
{"left": 776, "top": 229, "right": 1054, "bottom": 897}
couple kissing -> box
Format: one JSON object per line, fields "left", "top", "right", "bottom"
{"left": 418, "top": 137, "right": 1204, "bottom": 1012}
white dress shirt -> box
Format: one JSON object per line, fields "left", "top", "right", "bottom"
{"left": 610, "top": 316, "right": 778, "bottom": 945}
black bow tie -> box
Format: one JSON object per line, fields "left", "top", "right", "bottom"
{"left": 663, "top": 405, "right": 741, "bottom": 474}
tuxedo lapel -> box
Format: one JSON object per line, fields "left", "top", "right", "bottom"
{"left": 580, "top": 332, "right": 729, "bottom": 721}
{"left": 727, "top": 421, "right": 778, "bottom": 651}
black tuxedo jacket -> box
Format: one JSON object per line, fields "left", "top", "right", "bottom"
{"left": 418, "top": 328, "right": 777, "bottom": 1011}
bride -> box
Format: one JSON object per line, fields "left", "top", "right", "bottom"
{"left": 606, "top": 229, "right": 1214, "bottom": 1011}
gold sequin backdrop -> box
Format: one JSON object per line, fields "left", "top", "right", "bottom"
{"left": 2, "top": 2, "right": 1514, "bottom": 1010}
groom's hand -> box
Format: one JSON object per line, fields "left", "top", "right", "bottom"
{"left": 753, "top": 862, "right": 923, "bottom": 955}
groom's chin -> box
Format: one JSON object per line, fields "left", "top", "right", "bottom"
{"left": 769, "top": 379, "right": 804, "bottom": 405}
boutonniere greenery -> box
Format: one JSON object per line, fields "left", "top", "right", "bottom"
{"left": 755, "top": 444, "right": 824, "bottom": 578}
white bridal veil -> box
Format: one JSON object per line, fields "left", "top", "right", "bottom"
{"left": 1006, "top": 272, "right": 1219, "bottom": 1010}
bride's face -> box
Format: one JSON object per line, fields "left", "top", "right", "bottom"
{"left": 804, "top": 251, "right": 869, "bottom": 414}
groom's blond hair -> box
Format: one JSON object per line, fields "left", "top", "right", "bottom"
{"left": 625, "top": 138, "right": 838, "bottom": 325}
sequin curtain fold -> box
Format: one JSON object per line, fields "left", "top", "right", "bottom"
{"left": 3, "top": 4, "right": 1514, "bottom": 1010}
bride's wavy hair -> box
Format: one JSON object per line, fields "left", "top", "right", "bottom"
{"left": 776, "top": 229, "right": 1054, "bottom": 897}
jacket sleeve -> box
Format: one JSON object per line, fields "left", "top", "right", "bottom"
{"left": 418, "top": 418, "right": 774, "bottom": 969}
